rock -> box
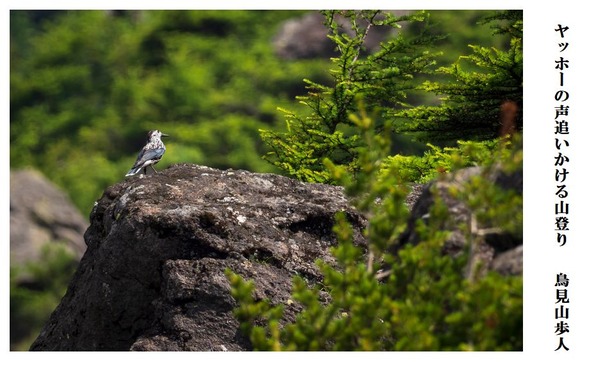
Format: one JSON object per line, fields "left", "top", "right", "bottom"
{"left": 30, "top": 164, "right": 367, "bottom": 351}
{"left": 395, "top": 165, "right": 523, "bottom": 279}
{"left": 272, "top": 11, "right": 409, "bottom": 60}
{"left": 490, "top": 245, "right": 523, "bottom": 276}
{"left": 273, "top": 12, "right": 336, "bottom": 60}
{"left": 10, "top": 169, "right": 87, "bottom": 266}
{"left": 29, "top": 162, "right": 521, "bottom": 351}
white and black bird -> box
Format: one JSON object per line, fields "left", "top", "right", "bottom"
{"left": 126, "top": 130, "right": 169, "bottom": 176}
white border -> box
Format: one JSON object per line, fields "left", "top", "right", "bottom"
{"left": 3, "top": 1, "right": 598, "bottom": 388}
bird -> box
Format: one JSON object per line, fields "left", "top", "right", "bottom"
{"left": 125, "top": 130, "right": 169, "bottom": 176}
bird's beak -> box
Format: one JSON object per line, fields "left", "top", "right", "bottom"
{"left": 162, "top": 133, "right": 170, "bottom": 137}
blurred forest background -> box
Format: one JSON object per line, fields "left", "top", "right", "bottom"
{"left": 11, "top": 9, "right": 515, "bottom": 215}
{"left": 10, "top": 10, "right": 522, "bottom": 350}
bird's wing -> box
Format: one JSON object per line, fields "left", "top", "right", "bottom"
{"left": 131, "top": 147, "right": 165, "bottom": 170}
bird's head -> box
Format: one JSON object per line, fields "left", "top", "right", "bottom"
{"left": 147, "top": 129, "right": 169, "bottom": 139}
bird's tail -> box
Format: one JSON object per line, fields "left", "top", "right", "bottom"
{"left": 125, "top": 167, "right": 141, "bottom": 177}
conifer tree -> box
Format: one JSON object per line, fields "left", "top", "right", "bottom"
{"left": 260, "top": 10, "right": 523, "bottom": 182}
{"left": 260, "top": 10, "right": 442, "bottom": 183}
{"left": 398, "top": 10, "right": 523, "bottom": 142}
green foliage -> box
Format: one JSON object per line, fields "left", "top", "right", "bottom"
{"left": 11, "top": 10, "right": 522, "bottom": 214}
{"left": 228, "top": 107, "right": 522, "bottom": 351}
{"left": 261, "top": 10, "right": 523, "bottom": 183}
{"left": 226, "top": 270, "right": 286, "bottom": 351}
{"left": 381, "top": 139, "right": 500, "bottom": 183}
{"left": 10, "top": 10, "right": 327, "bottom": 214}
{"left": 458, "top": 135, "right": 523, "bottom": 241}
{"left": 260, "top": 10, "right": 442, "bottom": 183}
{"left": 10, "top": 244, "right": 78, "bottom": 350}
{"left": 398, "top": 11, "right": 523, "bottom": 141}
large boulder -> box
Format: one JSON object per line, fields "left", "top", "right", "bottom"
{"left": 30, "top": 163, "right": 521, "bottom": 351}
{"left": 30, "top": 164, "right": 366, "bottom": 351}
{"left": 10, "top": 169, "right": 87, "bottom": 266}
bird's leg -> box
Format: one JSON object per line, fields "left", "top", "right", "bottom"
{"left": 150, "top": 165, "right": 158, "bottom": 174}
